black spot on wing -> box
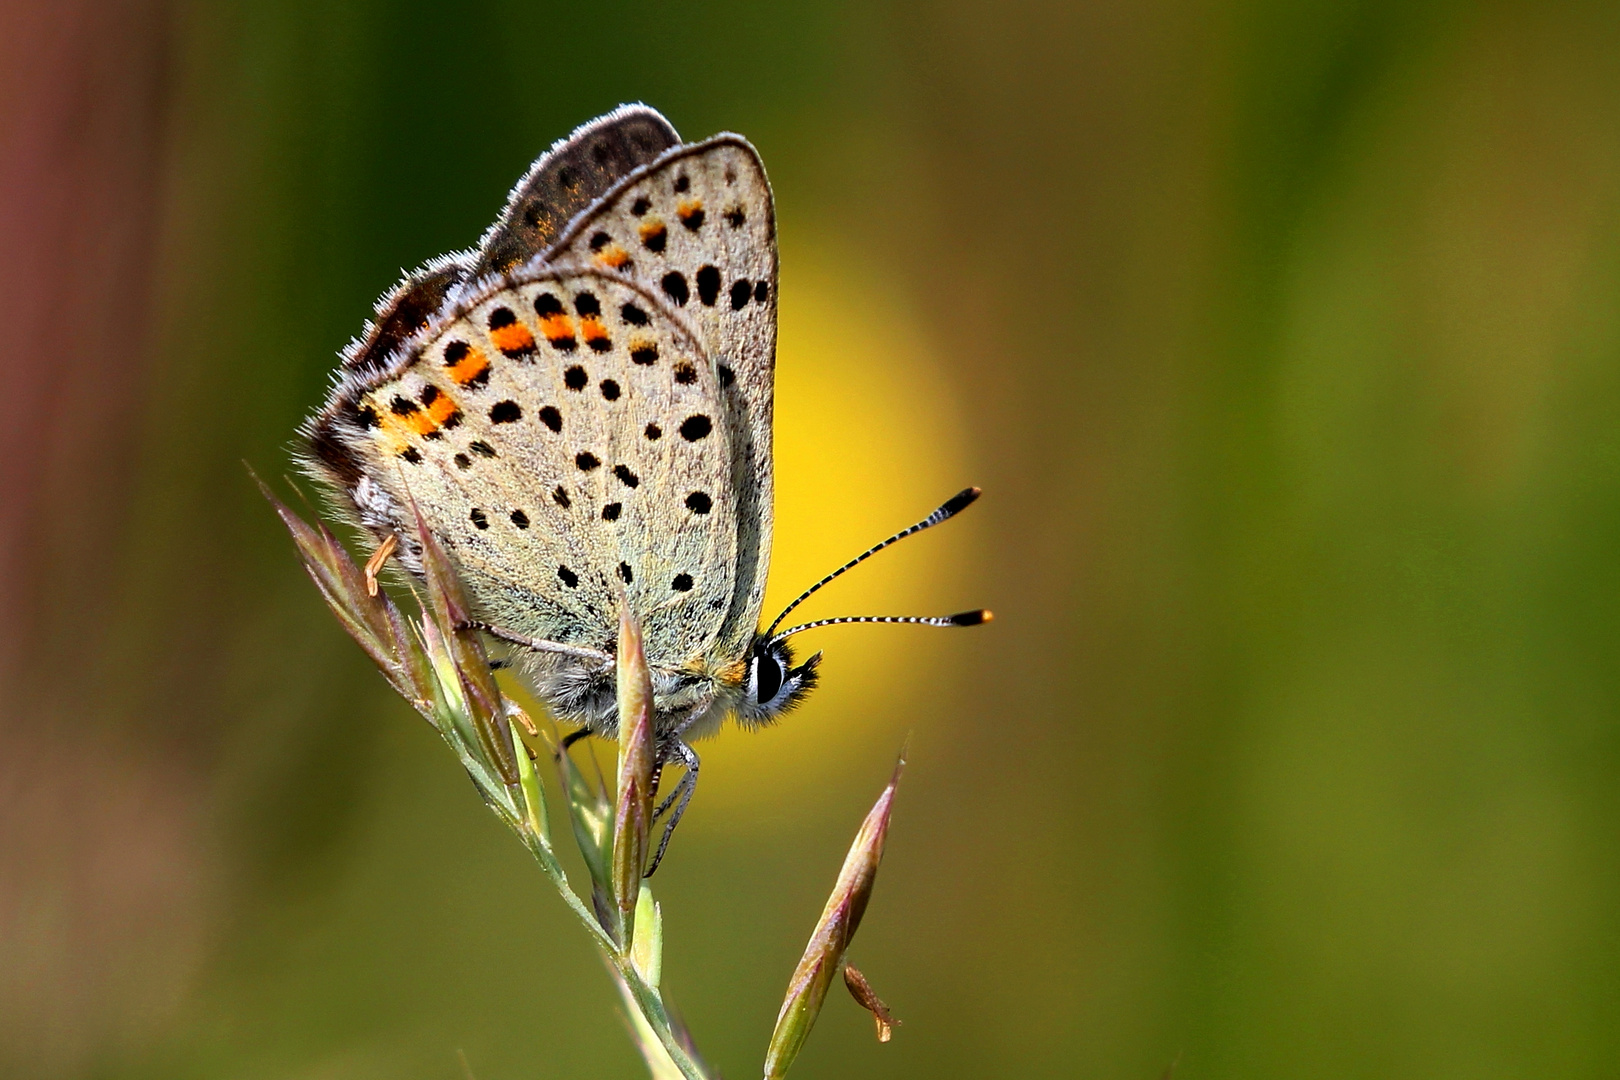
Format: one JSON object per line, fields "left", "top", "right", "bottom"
{"left": 661, "top": 271, "right": 688, "bottom": 306}
{"left": 697, "top": 265, "right": 720, "bottom": 306}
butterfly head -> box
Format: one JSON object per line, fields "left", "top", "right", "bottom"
{"left": 736, "top": 637, "right": 821, "bottom": 725}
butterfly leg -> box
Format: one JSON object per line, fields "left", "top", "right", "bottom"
{"left": 458, "top": 620, "right": 613, "bottom": 664}
{"left": 363, "top": 534, "right": 398, "bottom": 597}
{"left": 645, "top": 740, "right": 698, "bottom": 877}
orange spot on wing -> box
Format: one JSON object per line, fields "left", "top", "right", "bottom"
{"left": 541, "top": 313, "right": 576, "bottom": 342}
{"left": 677, "top": 198, "right": 704, "bottom": 222}
{"left": 580, "top": 316, "right": 611, "bottom": 346}
{"left": 427, "top": 391, "right": 459, "bottom": 425}
{"left": 370, "top": 405, "right": 412, "bottom": 453}
{"left": 594, "top": 244, "right": 630, "bottom": 269}
{"left": 447, "top": 345, "right": 490, "bottom": 386}
{"left": 489, "top": 321, "right": 536, "bottom": 356}
{"left": 639, "top": 220, "right": 666, "bottom": 243}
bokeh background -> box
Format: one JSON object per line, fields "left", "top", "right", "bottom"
{"left": 5, "top": 0, "right": 1620, "bottom": 1077}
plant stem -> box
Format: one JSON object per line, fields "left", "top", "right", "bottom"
{"left": 508, "top": 820, "right": 711, "bottom": 1080}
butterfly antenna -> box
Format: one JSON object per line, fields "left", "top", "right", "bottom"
{"left": 764, "top": 487, "right": 984, "bottom": 640}
{"left": 769, "top": 609, "right": 992, "bottom": 648}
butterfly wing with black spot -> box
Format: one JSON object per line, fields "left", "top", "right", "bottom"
{"left": 340, "top": 255, "right": 473, "bottom": 377}
{"left": 306, "top": 265, "right": 739, "bottom": 667}
{"left": 543, "top": 136, "right": 777, "bottom": 660}
{"left": 472, "top": 105, "right": 681, "bottom": 279}
{"left": 339, "top": 105, "right": 680, "bottom": 379}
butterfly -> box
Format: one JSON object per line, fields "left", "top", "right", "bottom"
{"left": 304, "top": 105, "right": 988, "bottom": 870}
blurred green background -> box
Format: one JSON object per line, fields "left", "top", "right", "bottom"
{"left": 5, "top": 0, "right": 1620, "bottom": 1077}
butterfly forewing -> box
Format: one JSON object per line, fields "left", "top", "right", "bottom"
{"left": 341, "top": 106, "right": 681, "bottom": 379}
{"left": 546, "top": 136, "right": 778, "bottom": 657}
{"left": 473, "top": 105, "right": 681, "bottom": 279}
{"left": 312, "top": 266, "right": 739, "bottom": 665}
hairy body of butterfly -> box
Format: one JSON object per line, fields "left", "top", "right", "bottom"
{"left": 303, "top": 105, "right": 985, "bottom": 872}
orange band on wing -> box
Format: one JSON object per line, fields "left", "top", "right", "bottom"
{"left": 489, "top": 320, "right": 536, "bottom": 357}
{"left": 594, "top": 244, "right": 631, "bottom": 269}
{"left": 580, "top": 315, "right": 611, "bottom": 350}
{"left": 446, "top": 344, "right": 490, "bottom": 387}
{"left": 540, "top": 314, "right": 578, "bottom": 352}
{"left": 427, "top": 390, "right": 460, "bottom": 427}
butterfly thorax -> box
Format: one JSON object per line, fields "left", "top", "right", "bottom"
{"left": 512, "top": 630, "right": 818, "bottom": 745}
{"left": 515, "top": 649, "right": 734, "bottom": 741}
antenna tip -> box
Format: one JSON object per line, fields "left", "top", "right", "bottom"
{"left": 942, "top": 486, "right": 982, "bottom": 516}
{"left": 949, "top": 609, "right": 993, "bottom": 626}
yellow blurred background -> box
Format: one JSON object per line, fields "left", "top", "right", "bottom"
{"left": 5, "top": 1, "right": 1620, "bottom": 1077}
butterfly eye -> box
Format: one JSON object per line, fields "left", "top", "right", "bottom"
{"left": 754, "top": 652, "right": 784, "bottom": 705}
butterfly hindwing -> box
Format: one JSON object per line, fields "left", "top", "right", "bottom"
{"left": 341, "top": 256, "right": 473, "bottom": 375}
{"left": 545, "top": 135, "right": 778, "bottom": 658}
{"left": 309, "top": 265, "right": 739, "bottom": 665}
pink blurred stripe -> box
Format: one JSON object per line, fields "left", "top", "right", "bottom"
{"left": 0, "top": 2, "right": 208, "bottom": 1076}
